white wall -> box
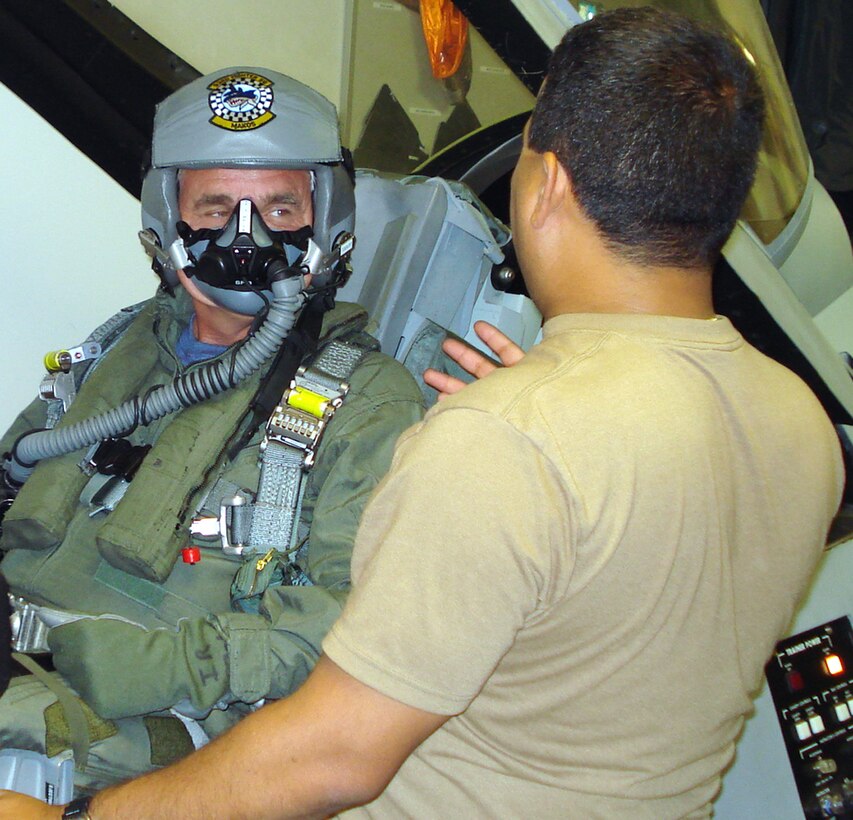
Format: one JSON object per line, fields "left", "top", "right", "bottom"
{"left": 0, "top": 84, "right": 152, "bottom": 434}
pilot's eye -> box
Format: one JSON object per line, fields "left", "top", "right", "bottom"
{"left": 202, "top": 207, "right": 229, "bottom": 222}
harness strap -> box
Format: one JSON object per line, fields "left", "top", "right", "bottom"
{"left": 225, "top": 338, "right": 372, "bottom": 563}
{"left": 222, "top": 337, "right": 374, "bottom": 611}
{"left": 246, "top": 442, "right": 307, "bottom": 552}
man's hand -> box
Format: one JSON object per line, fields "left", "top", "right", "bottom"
{"left": 424, "top": 321, "right": 526, "bottom": 400}
{"left": 0, "top": 790, "right": 62, "bottom": 819}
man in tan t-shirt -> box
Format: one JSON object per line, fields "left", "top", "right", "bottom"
{"left": 0, "top": 7, "right": 844, "bottom": 819}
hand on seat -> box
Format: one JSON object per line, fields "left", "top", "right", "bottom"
{"left": 424, "top": 321, "right": 526, "bottom": 400}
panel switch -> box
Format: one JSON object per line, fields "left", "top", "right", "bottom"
{"left": 795, "top": 720, "right": 812, "bottom": 741}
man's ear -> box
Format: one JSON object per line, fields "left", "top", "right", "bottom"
{"left": 531, "top": 151, "right": 570, "bottom": 229}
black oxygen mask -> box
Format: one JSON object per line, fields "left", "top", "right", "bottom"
{"left": 174, "top": 199, "right": 313, "bottom": 312}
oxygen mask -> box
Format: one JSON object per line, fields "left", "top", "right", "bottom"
{"left": 175, "top": 199, "right": 312, "bottom": 294}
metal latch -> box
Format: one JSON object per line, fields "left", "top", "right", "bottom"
{"left": 189, "top": 495, "right": 255, "bottom": 558}
{"left": 8, "top": 595, "right": 51, "bottom": 653}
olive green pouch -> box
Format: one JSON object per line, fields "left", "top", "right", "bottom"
{"left": 143, "top": 715, "right": 195, "bottom": 767}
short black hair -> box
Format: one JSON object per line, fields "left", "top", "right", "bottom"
{"left": 529, "top": 7, "right": 765, "bottom": 268}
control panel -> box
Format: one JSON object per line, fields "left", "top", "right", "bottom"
{"left": 766, "top": 616, "right": 853, "bottom": 818}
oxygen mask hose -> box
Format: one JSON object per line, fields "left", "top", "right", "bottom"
{"left": 5, "top": 268, "right": 305, "bottom": 486}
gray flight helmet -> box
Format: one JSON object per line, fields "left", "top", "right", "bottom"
{"left": 140, "top": 67, "right": 355, "bottom": 315}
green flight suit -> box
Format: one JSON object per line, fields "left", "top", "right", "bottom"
{"left": 0, "top": 286, "right": 424, "bottom": 792}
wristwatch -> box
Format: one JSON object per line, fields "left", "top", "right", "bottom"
{"left": 61, "top": 796, "right": 93, "bottom": 819}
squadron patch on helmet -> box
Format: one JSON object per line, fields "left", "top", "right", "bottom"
{"left": 207, "top": 72, "right": 275, "bottom": 131}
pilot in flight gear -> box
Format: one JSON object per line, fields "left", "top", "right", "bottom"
{"left": 0, "top": 67, "right": 424, "bottom": 796}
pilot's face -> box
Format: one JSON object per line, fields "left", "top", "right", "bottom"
{"left": 178, "top": 167, "right": 314, "bottom": 232}
{"left": 175, "top": 167, "right": 314, "bottom": 317}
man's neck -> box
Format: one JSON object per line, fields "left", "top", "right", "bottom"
{"left": 539, "top": 254, "right": 716, "bottom": 321}
{"left": 191, "top": 301, "right": 254, "bottom": 346}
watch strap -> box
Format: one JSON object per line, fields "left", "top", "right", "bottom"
{"left": 62, "top": 795, "right": 93, "bottom": 819}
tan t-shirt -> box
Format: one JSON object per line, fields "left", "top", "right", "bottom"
{"left": 324, "top": 313, "right": 844, "bottom": 818}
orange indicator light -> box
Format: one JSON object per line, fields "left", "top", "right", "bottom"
{"left": 824, "top": 654, "right": 844, "bottom": 676}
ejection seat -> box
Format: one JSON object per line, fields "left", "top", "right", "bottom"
{"left": 337, "top": 169, "right": 542, "bottom": 405}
